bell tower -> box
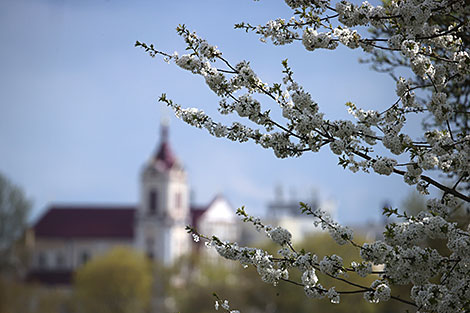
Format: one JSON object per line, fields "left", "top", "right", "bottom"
{"left": 135, "top": 122, "right": 190, "bottom": 264}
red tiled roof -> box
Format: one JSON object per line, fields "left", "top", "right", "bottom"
{"left": 34, "top": 206, "right": 136, "bottom": 239}
{"left": 189, "top": 195, "right": 228, "bottom": 228}
{"left": 190, "top": 205, "right": 208, "bottom": 228}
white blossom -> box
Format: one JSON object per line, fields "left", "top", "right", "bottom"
{"left": 372, "top": 157, "right": 397, "bottom": 176}
{"left": 267, "top": 226, "right": 292, "bottom": 246}
{"left": 327, "top": 287, "right": 340, "bottom": 304}
{"left": 143, "top": 0, "right": 470, "bottom": 311}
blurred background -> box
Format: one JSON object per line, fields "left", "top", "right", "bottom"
{"left": 0, "top": 0, "right": 428, "bottom": 312}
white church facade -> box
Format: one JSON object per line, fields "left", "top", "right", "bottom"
{"left": 27, "top": 125, "right": 240, "bottom": 285}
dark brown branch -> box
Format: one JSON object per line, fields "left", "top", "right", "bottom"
{"left": 416, "top": 22, "right": 465, "bottom": 40}
{"left": 351, "top": 150, "right": 470, "bottom": 203}
{"left": 452, "top": 174, "right": 467, "bottom": 190}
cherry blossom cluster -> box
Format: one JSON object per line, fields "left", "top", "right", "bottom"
{"left": 139, "top": 0, "right": 470, "bottom": 311}
{"left": 189, "top": 201, "right": 468, "bottom": 311}
{"left": 214, "top": 294, "right": 240, "bottom": 313}
{"left": 187, "top": 207, "right": 399, "bottom": 307}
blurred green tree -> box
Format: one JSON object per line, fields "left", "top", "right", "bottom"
{"left": 73, "top": 246, "right": 153, "bottom": 313}
{"left": 0, "top": 278, "right": 71, "bottom": 313}
{"left": 0, "top": 172, "right": 31, "bottom": 274}
{"left": 0, "top": 173, "right": 70, "bottom": 313}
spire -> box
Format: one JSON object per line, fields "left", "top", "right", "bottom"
{"left": 153, "top": 121, "right": 176, "bottom": 170}
{"left": 160, "top": 114, "right": 169, "bottom": 143}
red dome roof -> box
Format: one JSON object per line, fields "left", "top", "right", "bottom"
{"left": 154, "top": 141, "right": 176, "bottom": 169}
{"left": 151, "top": 125, "right": 178, "bottom": 171}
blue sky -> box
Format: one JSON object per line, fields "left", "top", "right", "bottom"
{"left": 0, "top": 0, "right": 419, "bottom": 225}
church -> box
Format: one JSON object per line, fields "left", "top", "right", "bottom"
{"left": 26, "top": 125, "right": 240, "bottom": 285}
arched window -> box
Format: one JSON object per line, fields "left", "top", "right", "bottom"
{"left": 149, "top": 190, "right": 158, "bottom": 215}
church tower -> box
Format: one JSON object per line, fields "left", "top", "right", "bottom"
{"left": 135, "top": 123, "right": 190, "bottom": 265}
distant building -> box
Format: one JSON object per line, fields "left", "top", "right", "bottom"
{"left": 27, "top": 125, "right": 240, "bottom": 285}
{"left": 190, "top": 195, "right": 240, "bottom": 263}
{"left": 27, "top": 206, "right": 135, "bottom": 284}
{"left": 191, "top": 195, "right": 240, "bottom": 245}
{"left": 266, "top": 186, "right": 335, "bottom": 242}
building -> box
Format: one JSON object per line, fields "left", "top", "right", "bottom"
{"left": 27, "top": 125, "right": 240, "bottom": 285}
{"left": 266, "top": 186, "right": 336, "bottom": 243}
